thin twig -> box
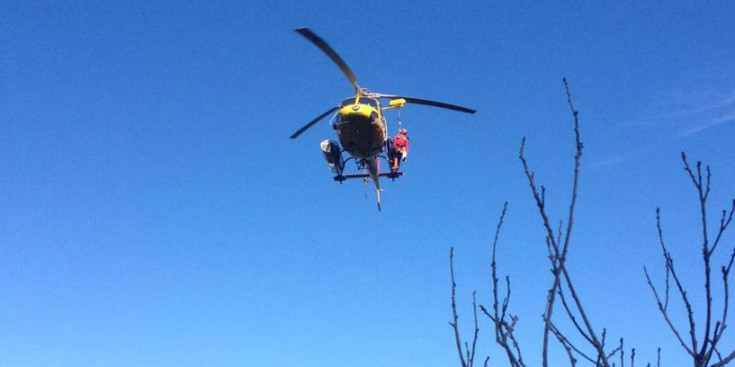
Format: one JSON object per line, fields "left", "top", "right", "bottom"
{"left": 486, "top": 202, "right": 525, "bottom": 367}
{"left": 449, "top": 247, "right": 469, "bottom": 367}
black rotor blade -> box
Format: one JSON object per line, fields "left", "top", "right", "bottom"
{"left": 295, "top": 28, "right": 359, "bottom": 92}
{"left": 381, "top": 94, "right": 476, "bottom": 114}
{"left": 290, "top": 106, "right": 339, "bottom": 139}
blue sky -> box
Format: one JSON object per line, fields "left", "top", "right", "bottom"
{"left": 1, "top": 1, "right": 735, "bottom": 366}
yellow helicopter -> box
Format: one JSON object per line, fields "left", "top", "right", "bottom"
{"left": 290, "top": 28, "right": 475, "bottom": 210}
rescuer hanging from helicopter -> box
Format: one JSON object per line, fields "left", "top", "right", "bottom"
{"left": 391, "top": 128, "right": 409, "bottom": 171}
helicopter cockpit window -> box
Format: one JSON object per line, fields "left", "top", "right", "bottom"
{"left": 358, "top": 98, "right": 378, "bottom": 107}
{"left": 340, "top": 98, "right": 378, "bottom": 107}
{"left": 340, "top": 98, "right": 355, "bottom": 107}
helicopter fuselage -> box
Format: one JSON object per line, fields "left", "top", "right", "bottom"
{"left": 334, "top": 98, "right": 388, "bottom": 159}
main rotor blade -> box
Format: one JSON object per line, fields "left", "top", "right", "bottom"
{"left": 290, "top": 106, "right": 339, "bottom": 139}
{"left": 381, "top": 94, "right": 476, "bottom": 114}
{"left": 295, "top": 28, "right": 359, "bottom": 93}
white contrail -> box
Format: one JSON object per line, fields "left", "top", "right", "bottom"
{"left": 681, "top": 112, "right": 735, "bottom": 137}
{"left": 673, "top": 91, "right": 735, "bottom": 117}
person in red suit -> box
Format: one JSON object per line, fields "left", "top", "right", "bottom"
{"left": 391, "top": 128, "right": 409, "bottom": 171}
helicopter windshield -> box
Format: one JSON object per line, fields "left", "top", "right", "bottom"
{"left": 340, "top": 98, "right": 379, "bottom": 108}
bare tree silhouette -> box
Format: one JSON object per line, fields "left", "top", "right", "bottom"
{"left": 450, "top": 79, "right": 634, "bottom": 366}
{"left": 480, "top": 202, "right": 527, "bottom": 367}
{"left": 518, "top": 78, "right": 620, "bottom": 367}
{"left": 450, "top": 246, "right": 486, "bottom": 367}
{"left": 644, "top": 153, "right": 735, "bottom": 367}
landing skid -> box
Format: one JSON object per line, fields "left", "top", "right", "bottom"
{"left": 329, "top": 151, "right": 403, "bottom": 211}
{"left": 332, "top": 155, "right": 404, "bottom": 182}
{"left": 337, "top": 171, "right": 404, "bottom": 180}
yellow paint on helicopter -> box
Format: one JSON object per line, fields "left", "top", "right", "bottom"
{"left": 339, "top": 103, "right": 376, "bottom": 120}
{"left": 388, "top": 98, "right": 406, "bottom": 108}
{"left": 337, "top": 97, "right": 383, "bottom": 121}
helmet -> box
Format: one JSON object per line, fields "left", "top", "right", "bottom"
{"left": 400, "top": 128, "right": 407, "bottom": 134}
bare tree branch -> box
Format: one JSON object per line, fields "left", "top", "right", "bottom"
{"left": 712, "top": 349, "right": 735, "bottom": 367}
{"left": 548, "top": 321, "right": 583, "bottom": 366}
{"left": 450, "top": 247, "right": 478, "bottom": 367}
{"left": 480, "top": 201, "right": 527, "bottom": 367}
{"left": 557, "top": 283, "right": 593, "bottom": 345}
{"left": 645, "top": 209, "right": 697, "bottom": 356}
{"left": 519, "top": 78, "right": 618, "bottom": 367}
{"left": 644, "top": 265, "right": 694, "bottom": 355}
{"left": 648, "top": 153, "right": 735, "bottom": 367}
{"left": 631, "top": 347, "right": 636, "bottom": 367}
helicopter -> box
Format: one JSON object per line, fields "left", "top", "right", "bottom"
{"left": 290, "top": 28, "right": 476, "bottom": 210}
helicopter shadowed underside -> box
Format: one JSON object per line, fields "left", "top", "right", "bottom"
{"left": 336, "top": 113, "right": 385, "bottom": 159}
